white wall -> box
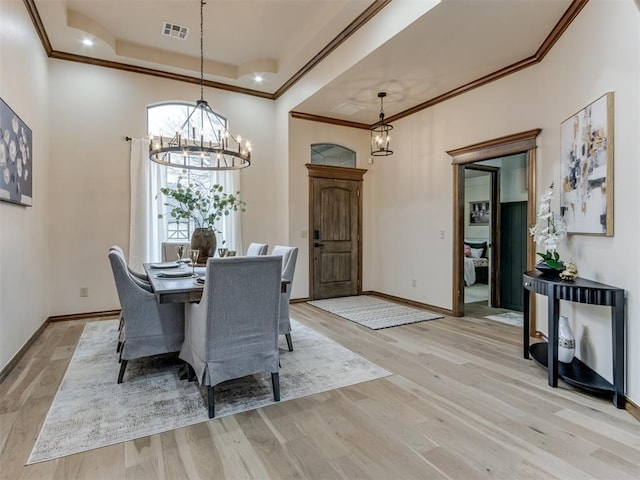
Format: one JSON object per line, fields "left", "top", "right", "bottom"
{"left": 47, "top": 62, "right": 276, "bottom": 316}
{"left": 287, "top": 118, "right": 369, "bottom": 299}
{"left": 363, "top": 0, "right": 640, "bottom": 404}
{"left": 0, "top": 0, "right": 50, "bottom": 369}
{"left": 500, "top": 154, "right": 528, "bottom": 203}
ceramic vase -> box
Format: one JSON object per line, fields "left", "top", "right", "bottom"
{"left": 190, "top": 227, "right": 217, "bottom": 265}
{"left": 558, "top": 315, "right": 575, "bottom": 363}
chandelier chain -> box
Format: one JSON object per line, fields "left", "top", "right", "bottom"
{"left": 200, "top": 0, "right": 205, "bottom": 101}
{"left": 147, "top": 0, "right": 251, "bottom": 170}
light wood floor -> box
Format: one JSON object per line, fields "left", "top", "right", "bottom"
{"left": 463, "top": 300, "right": 517, "bottom": 319}
{"left": 1, "top": 304, "right": 638, "bottom": 479}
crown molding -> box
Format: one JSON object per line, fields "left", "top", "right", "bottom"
{"left": 22, "top": 0, "right": 588, "bottom": 126}
{"left": 290, "top": 112, "right": 370, "bottom": 130}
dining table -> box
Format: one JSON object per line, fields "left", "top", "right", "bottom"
{"left": 144, "top": 261, "right": 290, "bottom": 304}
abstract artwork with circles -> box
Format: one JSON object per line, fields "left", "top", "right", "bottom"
{"left": 0, "top": 97, "right": 32, "bottom": 207}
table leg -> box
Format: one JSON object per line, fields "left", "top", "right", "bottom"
{"left": 523, "top": 286, "right": 530, "bottom": 359}
{"left": 547, "top": 286, "right": 559, "bottom": 388}
{"left": 612, "top": 292, "right": 625, "bottom": 408}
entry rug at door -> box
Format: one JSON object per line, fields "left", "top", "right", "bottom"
{"left": 28, "top": 319, "right": 390, "bottom": 464}
{"left": 485, "top": 311, "right": 524, "bottom": 327}
{"left": 308, "top": 295, "right": 443, "bottom": 330}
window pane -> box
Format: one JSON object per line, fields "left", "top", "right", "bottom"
{"left": 310, "top": 143, "right": 356, "bottom": 167}
{"left": 149, "top": 102, "right": 234, "bottom": 244}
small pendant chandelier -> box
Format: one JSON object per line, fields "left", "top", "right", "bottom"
{"left": 370, "top": 92, "right": 393, "bottom": 156}
{"left": 148, "top": 0, "right": 251, "bottom": 171}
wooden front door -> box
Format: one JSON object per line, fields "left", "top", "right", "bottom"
{"left": 307, "top": 164, "right": 366, "bottom": 300}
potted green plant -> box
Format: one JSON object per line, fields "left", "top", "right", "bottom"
{"left": 529, "top": 182, "right": 567, "bottom": 275}
{"left": 159, "top": 178, "right": 245, "bottom": 264}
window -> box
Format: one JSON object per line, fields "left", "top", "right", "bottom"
{"left": 310, "top": 143, "right": 356, "bottom": 167}
{"left": 147, "top": 102, "right": 237, "bottom": 244}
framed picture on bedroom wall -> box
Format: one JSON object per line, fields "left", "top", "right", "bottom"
{"left": 0, "top": 97, "right": 33, "bottom": 207}
{"left": 469, "top": 200, "right": 490, "bottom": 225}
{"left": 560, "top": 92, "right": 614, "bottom": 236}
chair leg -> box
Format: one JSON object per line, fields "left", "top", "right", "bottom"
{"left": 116, "top": 316, "right": 124, "bottom": 353}
{"left": 187, "top": 364, "right": 196, "bottom": 382}
{"left": 207, "top": 386, "right": 215, "bottom": 418}
{"left": 285, "top": 333, "right": 293, "bottom": 352}
{"left": 271, "top": 372, "right": 280, "bottom": 402}
{"left": 117, "top": 359, "right": 128, "bottom": 384}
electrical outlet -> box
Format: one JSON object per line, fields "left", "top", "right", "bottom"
{"left": 301, "top": 230, "right": 308, "bottom": 238}
{"left": 80, "top": 287, "right": 89, "bottom": 297}
{"left": 439, "top": 230, "right": 445, "bottom": 239}
{"left": 411, "top": 279, "right": 417, "bottom": 287}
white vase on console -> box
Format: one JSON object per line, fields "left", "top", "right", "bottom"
{"left": 558, "top": 315, "right": 575, "bottom": 363}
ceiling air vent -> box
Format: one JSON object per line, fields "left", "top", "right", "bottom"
{"left": 330, "top": 103, "right": 365, "bottom": 116}
{"left": 162, "top": 22, "right": 189, "bottom": 39}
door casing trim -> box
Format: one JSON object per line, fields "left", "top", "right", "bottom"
{"left": 448, "top": 129, "right": 541, "bottom": 338}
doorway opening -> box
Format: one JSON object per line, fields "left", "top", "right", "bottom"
{"left": 448, "top": 129, "right": 541, "bottom": 337}
{"left": 463, "top": 164, "right": 497, "bottom": 309}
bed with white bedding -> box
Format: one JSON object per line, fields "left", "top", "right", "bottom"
{"left": 464, "top": 256, "right": 489, "bottom": 286}
{"left": 463, "top": 240, "right": 488, "bottom": 286}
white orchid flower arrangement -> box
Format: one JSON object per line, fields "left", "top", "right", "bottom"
{"left": 529, "top": 182, "right": 567, "bottom": 270}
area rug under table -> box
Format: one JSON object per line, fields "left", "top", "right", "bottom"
{"left": 308, "top": 295, "right": 443, "bottom": 330}
{"left": 28, "top": 319, "right": 390, "bottom": 464}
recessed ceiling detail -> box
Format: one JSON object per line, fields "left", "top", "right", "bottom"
{"left": 67, "top": 9, "right": 115, "bottom": 51}
{"left": 30, "top": 0, "right": 581, "bottom": 124}
{"left": 162, "top": 22, "right": 189, "bottom": 40}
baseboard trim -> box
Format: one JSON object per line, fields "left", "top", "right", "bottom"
{"left": 626, "top": 397, "right": 640, "bottom": 422}
{"left": 48, "top": 309, "right": 121, "bottom": 322}
{"left": 0, "top": 309, "right": 122, "bottom": 385}
{"left": 362, "top": 291, "right": 453, "bottom": 316}
{"left": 0, "top": 318, "right": 50, "bottom": 385}
{"left": 291, "top": 297, "right": 311, "bottom": 304}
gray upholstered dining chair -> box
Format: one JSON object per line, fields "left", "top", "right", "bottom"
{"left": 162, "top": 241, "right": 191, "bottom": 262}
{"left": 271, "top": 245, "right": 298, "bottom": 351}
{"left": 179, "top": 255, "right": 282, "bottom": 418}
{"left": 110, "top": 245, "right": 150, "bottom": 283}
{"left": 109, "top": 246, "right": 152, "bottom": 353}
{"left": 108, "top": 250, "right": 185, "bottom": 383}
{"left": 246, "top": 242, "right": 268, "bottom": 256}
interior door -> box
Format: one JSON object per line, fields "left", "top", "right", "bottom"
{"left": 499, "top": 201, "right": 527, "bottom": 311}
{"left": 312, "top": 176, "right": 360, "bottom": 299}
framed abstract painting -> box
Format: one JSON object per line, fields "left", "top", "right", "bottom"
{"left": 0, "top": 97, "right": 33, "bottom": 206}
{"left": 560, "top": 92, "right": 614, "bottom": 236}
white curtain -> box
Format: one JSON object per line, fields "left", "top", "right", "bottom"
{"left": 213, "top": 170, "right": 243, "bottom": 254}
{"left": 129, "top": 138, "right": 242, "bottom": 266}
{"left": 129, "top": 138, "right": 166, "bottom": 270}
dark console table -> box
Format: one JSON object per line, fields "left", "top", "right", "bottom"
{"left": 522, "top": 271, "right": 625, "bottom": 408}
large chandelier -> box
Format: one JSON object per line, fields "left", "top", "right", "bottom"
{"left": 370, "top": 92, "right": 393, "bottom": 156}
{"left": 148, "top": 0, "right": 251, "bottom": 170}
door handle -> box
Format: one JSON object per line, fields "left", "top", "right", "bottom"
{"left": 314, "top": 242, "right": 325, "bottom": 247}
